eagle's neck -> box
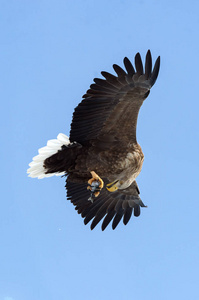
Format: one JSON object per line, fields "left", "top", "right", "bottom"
{"left": 117, "top": 143, "right": 144, "bottom": 189}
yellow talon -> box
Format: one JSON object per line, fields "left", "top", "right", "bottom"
{"left": 92, "top": 191, "right": 100, "bottom": 198}
{"left": 106, "top": 180, "right": 119, "bottom": 192}
{"left": 88, "top": 171, "right": 104, "bottom": 189}
{"left": 87, "top": 171, "right": 104, "bottom": 199}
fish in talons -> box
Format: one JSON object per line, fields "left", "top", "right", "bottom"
{"left": 87, "top": 171, "right": 104, "bottom": 202}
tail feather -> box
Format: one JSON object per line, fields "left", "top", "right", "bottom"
{"left": 27, "top": 133, "right": 70, "bottom": 179}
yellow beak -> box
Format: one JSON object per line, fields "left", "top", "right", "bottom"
{"left": 106, "top": 180, "right": 119, "bottom": 192}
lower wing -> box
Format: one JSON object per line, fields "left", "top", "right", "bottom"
{"left": 66, "top": 178, "right": 146, "bottom": 230}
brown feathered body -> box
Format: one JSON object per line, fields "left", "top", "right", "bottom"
{"left": 28, "top": 50, "right": 160, "bottom": 230}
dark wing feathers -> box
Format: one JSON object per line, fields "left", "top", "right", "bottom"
{"left": 101, "top": 210, "right": 116, "bottom": 231}
{"left": 69, "top": 50, "right": 160, "bottom": 145}
{"left": 66, "top": 178, "right": 146, "bottom": 230}
{"left": 145, "top": 50, "right": 152, "bottom": 78}
{"left": 134, "top": 205, "right": 141, "bottom": 217}
{"left": 112, "top": 208, "right": 124, "bottom": 230}
{"left": 150, "top": 55, "right": 160, "bottom": 86}
{"left": 135, "top": 52, "right": 144, "bottom": 75}
{"left": 100, "top": 71, "right": 122, "bottom": 87}
{"left": 93, "top": 78, "right": 119, "bottom": 91}
{"left": 123, "top": 207, "right": 133, "bottom": 225}
{"left": 123, "top": 57, "right": 135, "bottom": 76}
{"left": 113, "top": 64, "right": 127, "bottom": 77}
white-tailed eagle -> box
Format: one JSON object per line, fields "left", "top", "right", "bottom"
{"left": 27, "top": 50, "right": 160, "bottom": 230}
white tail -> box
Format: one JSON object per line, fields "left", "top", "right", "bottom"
{"left": 27, "top": 133, "right": 70, "bottom": 179}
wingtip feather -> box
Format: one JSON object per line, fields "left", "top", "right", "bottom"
{"left": 150, "top": 55, "right": 160, "bottom": 86}
{"left": 135, "top": 52, "right": 143, "bottom": 75}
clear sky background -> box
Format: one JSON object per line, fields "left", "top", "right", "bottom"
{"left": 1, "top": 0, "right": 199, "bottom": 299}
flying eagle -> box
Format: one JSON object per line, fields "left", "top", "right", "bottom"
{"left": 27, "top": 50, "right": 160, "bottom": 230}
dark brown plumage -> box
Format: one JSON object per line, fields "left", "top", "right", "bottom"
{"left": 28, "top": 50, "right": 160, "bottom": 230}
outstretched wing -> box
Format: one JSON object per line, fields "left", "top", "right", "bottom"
{"left": 66, "top": 178, "right": 146, "bottom": 230}
{"left": 70, "top": 50, "right": 160, "bottom": 147}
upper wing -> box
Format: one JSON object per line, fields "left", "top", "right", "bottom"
{"left": 69, "top": 50, "right": 160, "bottom": 146}
{"left": 66, "top": 178, "right": 146, "bottom": 230}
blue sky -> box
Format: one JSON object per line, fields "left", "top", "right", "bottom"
{"left": 1, "top": 0, "right": 199, "bottom": 299}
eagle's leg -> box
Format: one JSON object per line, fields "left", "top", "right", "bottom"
{"left": 106, "top": 180, "right": 119, "bottom": 192}
{"left": 87, "top": 171, "right": 104, "bottom": 200}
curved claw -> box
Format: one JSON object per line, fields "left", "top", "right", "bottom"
{"left": 87, "top": 171, "right": 104, "bottom": 201}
